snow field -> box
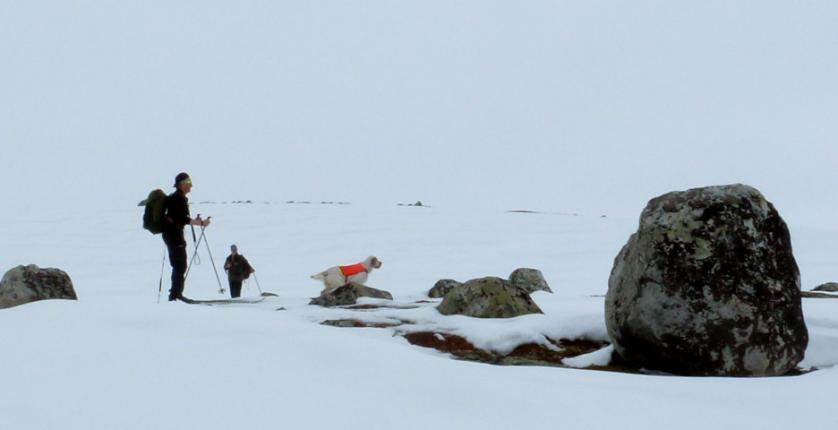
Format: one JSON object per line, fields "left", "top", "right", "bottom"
{"left": 1, "top": 203, "right": 836, "bottom": 429}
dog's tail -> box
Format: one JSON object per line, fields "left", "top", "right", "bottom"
{"left": 310, "top": 271, "right": 327, "bottom": 281}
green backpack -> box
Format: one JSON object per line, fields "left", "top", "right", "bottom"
{"left": 142, "top": 189, "right": 167, "bottom": 234}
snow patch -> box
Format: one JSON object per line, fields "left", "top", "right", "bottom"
{"left": 563, "top": 345, "right": 615, "bottom": 368}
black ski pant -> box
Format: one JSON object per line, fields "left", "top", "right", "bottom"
{"left": 229, "top": 280, "right": 242, "bottom": 298}
{"left": 164, "top": 234, "right": 187, "bottom": 300}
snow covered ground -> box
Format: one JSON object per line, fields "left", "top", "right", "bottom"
{"left": 1, "top": 202, "right": 837, "bottom": 429}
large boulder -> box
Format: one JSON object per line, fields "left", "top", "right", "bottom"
{"left": 509, "top": 268, "right": 553, "bottom": 294}
{"left": 606, "top": 184, "right": 808, "bottom": 376}
{"left": 437, "top": 277, "right": 542, "bottom": 318}
{"left": 428, "top": 279, "right": 462, "bottom": 298}
{"left": 0, "top": 265, "right": 78, "bottom": 309}
{"left": 309, "top": 283, "right": 393, "bottom": 307}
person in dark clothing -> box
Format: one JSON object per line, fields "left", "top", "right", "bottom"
{"left": 224, "top": 244, "right": 254, "bottom": 298}
{"left": 162, "top": 172, "right": 210, "bottom": 301}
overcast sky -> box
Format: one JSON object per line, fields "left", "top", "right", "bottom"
{"left": 2, "top": 1, "right": 837, "bottom": 225}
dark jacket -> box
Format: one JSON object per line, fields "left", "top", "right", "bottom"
{"left": 162, "top": 190, "right": 191, "bottom": 245}
{"left": 224, "top": 255, "right": 253, "bottom": 282}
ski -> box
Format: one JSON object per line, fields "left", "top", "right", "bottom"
{"left": 180, "top": 295, "right": 270, "bottom": 305}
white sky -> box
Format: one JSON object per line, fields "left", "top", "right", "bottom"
{"left": 2, "top": 1, "right": 837, "bottom": 225}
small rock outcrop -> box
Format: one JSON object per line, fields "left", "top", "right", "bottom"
{"left": 800, "top": 290, "right": 838, "bottom": 299}
{"left": 437, "top": 277, "right": 542, "bottom": 318}
{"left": 0, "top": 265, "right": 78, "bottom": 309}
{"left": 509, "top": 268, "right": 552, "bottom": 294}
{"left": 309, "top": 283, "right": 393, "bottom": 307}
{"left": 606, "top": 184, "right": 808, "bottom": 376}
{"left": 428, "top": 279, "right": 462, "bottom": 298}
{"left": 813, "top": 282, "right": 838, "bottom": 292}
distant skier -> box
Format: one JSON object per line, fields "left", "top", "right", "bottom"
{"left": 224, "top": 245, "right": 254, "bottom": 298}
{"left": 163, "top": 172, "right": 210, "bottom": 301}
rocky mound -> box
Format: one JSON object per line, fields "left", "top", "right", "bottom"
{"left": 309, "top": 283, "right": 393, "bottom": 307}
{"left": 428, "top": 279, "right": 462, "bottom": 298}
{"left": 606, "top": 184, "right": 808, "bottom": 376}
{"left": 437, "top": 277, "right": 542, "bottom": 318}
{"left": 813, "top": 282, "right": 838, "bottom": 292}
{"left": 509, "top": 268, "right": 552, "bottom": 294}
{"left": 0, "top": 265, "right": 78, "bottom": 309}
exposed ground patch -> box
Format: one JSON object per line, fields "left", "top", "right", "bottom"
{"left": 402, "top": 331, "right": 638, "bottom": 372}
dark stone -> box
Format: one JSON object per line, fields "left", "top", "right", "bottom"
{"left": 813, "top": 282, "right": 838, "bottom": 292}
{"left": 509, "top": 268, "right": 552, "bottom": 294}
{"left": 0, "top": 265, "right": 78, "bottom": 309}
{"left": 606, "top": 184, "right": 808, "bottom": 376}
{"left": 436, "top": 277, "right": 542, "bottom": 318}
{"left": 801, "top": 291, "right": 838, "bottom": 299}
{"left": 428, "top": 279, "right": 462, "bottom": 298}
{"left": 309, "top": 283, "right": 393, "bottom": 307}
{"left": 344, "top": 303, "right": 419, "bottom": 310}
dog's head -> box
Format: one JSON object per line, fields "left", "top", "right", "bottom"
{"left": 366, "top": 256, "right": 382, "bottom": 270}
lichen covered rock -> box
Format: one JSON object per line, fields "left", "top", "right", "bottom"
{"left": 428, "top": 279, "right": 462, "bottom": 298}
{"left": 309, "top": 283, "right": 393, "bottom": 307}
{"left": 437, "top": 277, "right": 542, "bottom": 318}
{"left": 509, "top": 268, "right": 552, "bottom": 294}
{"left": 606, "top": 184, "right": 808, "bottom": 376}
{"left": 0, "top": 265, "right": 78, "bottom": 309}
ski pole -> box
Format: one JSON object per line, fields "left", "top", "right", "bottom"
{"left": 190, "top": 218, "right": 198, "bottom": 243}
{"left": 198, "top": 220, "right": 226, "bottom": 295}
{"left": 252, "top": 273, "right": 264, "bottom": 295}
{"left": 184, "top": 227, "right": 205, "bottom": 281}
{"left": 184, "top": 214, "right": 208, "bottom": 281}
{"left": 156, "top": 243, "right": 167, "bottom": 303}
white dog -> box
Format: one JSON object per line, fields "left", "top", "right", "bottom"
{"left": 310, "top": 256, "right": 383, "bottom": 293}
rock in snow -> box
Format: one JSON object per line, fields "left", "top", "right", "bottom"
{"left": 309, "top": 283, "right": 393, "bottom": 307}
{"left": 813, "top": 282, "right": 838, "bottom": 292}
{"left": 430, "top": 269, "right": 551, "bottom": 299}
{"left": 437, "top": 277, "right": 542, "bottom": 318}
{"left": 509, "top": 268, "right": 553, "bottom": 294}
{"left": 0, "top": 264, "right": 78, "bottom": 309}
{"left": 428, "top": 279, "right": 462, "bottom": 298}
{"left": 606, "top": 184, "right": 808, "bottom": 376}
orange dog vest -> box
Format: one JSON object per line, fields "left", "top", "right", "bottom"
{"left": 339, "top": 263, "right": 368, "bottom": 278}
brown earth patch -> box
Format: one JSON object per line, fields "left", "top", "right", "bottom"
{"left": 397, "top": 331, "right": 807, "bottom": 375}
{"left": 402, "top": 331, "right": 639, "bottom": 372}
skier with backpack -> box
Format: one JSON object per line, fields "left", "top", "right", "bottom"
{"left": 143, "top": 172, "right": 211, "bottom": 301}
{"left": 223, "top": 244, "right": 255, "bottom": 298}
